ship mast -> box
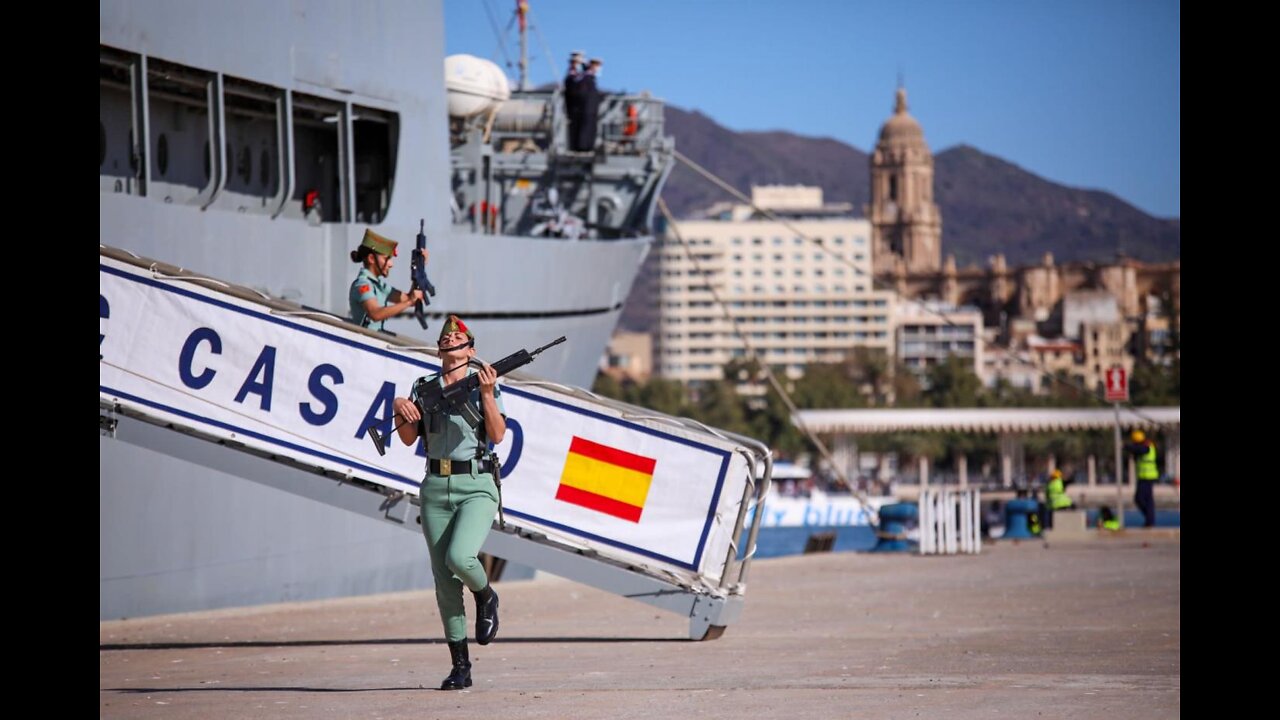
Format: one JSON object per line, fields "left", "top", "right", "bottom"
{"left": 516, "top": 0, "right": 529, "bottom": 91}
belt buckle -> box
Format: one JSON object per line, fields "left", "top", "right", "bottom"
{"left": 440, "top": 458, "right": 452, "bottom": 475}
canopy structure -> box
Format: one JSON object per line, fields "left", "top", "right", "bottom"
{"left": 793, "top": 407, "right": 1182, "bottom": 488}
{"left": 796, "top": 407, "right": 1180, "bottom": 434}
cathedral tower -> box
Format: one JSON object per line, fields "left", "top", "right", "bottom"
{"left": 870, "top": 87, "right": 942, "bottom": 274}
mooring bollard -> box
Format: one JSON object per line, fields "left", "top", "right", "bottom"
{"left": 1002, "top": 498, "right": 1040, "bottom": 540}
{"left": 871, "top": 502, "right": 918, "bottom": 552}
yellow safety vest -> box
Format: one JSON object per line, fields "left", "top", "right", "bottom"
{"left": 1047, "top": 477, "right": 1073, "bottom": 510}
{"left": 1137, "top": 444, "right": 1159, "bottom": 481}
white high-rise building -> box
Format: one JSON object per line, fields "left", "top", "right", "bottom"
{"left": 657, "top": 186, "right": 895, "bottom": 383}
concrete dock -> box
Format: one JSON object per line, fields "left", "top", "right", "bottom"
{"left": 100, "top": 532, "right": 1179, "bottom": 719}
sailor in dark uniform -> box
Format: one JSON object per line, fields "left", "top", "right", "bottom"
{"left": 563, "top": 51, "right": 585, "bottom": 150}
{"left": 573, "top": 57, "right": 603, "bottom": 152}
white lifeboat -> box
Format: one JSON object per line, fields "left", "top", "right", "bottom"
{"left": 444, "top": 54, "right": 511, "bottom": 118}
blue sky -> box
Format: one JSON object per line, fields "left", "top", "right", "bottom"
{"left": 444, "top": 0, "right": 1180, "bottom": 219}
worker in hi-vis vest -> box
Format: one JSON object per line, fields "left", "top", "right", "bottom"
{"left": 1043, "top": 468, "right": 1075, "bottom": 529}
{"left": 1126, "top": 430, "right": 1161, "bottom": 527}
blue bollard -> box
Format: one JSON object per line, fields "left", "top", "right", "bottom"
{"left": 871, "top": 502, "right": 918, "bottom": 552}
{"left": 1002, "top": 498, "right": 1040, "bottom": 539}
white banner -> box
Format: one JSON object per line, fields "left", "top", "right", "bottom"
{"left": 496, "top": 392, "right": 734, "bottom": 569}
{"left": 100, "top": 257, "right": 750, "bottom": 582}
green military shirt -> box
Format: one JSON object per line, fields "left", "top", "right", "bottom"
{"left": 349, "top": 266, "right": 393, "bottom": 331}
{"left": 411, "top": 368, "right": 506, "bottom": 463}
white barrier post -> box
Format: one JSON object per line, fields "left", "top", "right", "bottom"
{"left": 918, "top": 488, "right": 982, "bottom": 556}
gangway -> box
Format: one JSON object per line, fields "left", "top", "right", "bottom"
{"left": 100, "top": 246, "right": 770, "bottom": 639}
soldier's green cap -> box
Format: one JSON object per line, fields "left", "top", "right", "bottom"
{"left": 439, "top": 315, "right": 475, "bottom": 342}
{"left": 361, "top": 228, "right": 398, "bottom": 257}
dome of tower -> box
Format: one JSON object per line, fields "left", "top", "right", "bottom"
{"left": 877, "top": 87, "right": 926, "bottom": 146}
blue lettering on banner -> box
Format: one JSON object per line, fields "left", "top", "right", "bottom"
{"left": 99, "top": 294, "right": 109, "bottom": 356}
{"left": 803, "top": 504, "right": 824, "bottom": 527}
{"left": 358, "top": 381, "right": 398, "bottom": 441}
{"left": 178, "top": 327, "right": 222, "bottom": 389}
{"left": 300, "top": 363, "right": 344, "bottom": 426}
{"left": 234, "top": 345, "right": 278, "bottom": 411}
{"left": 494, "top": 417, "right": 523, "bottom": 476}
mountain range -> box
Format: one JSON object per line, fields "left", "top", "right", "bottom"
{"left": 659, "top": 106, "right": 1180, "bottom": 267}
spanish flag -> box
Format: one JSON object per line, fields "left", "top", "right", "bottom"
{"left": 556, "top": 436, "right": 657, "bottom": 523}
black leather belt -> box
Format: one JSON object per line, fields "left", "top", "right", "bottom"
{"left": 429, "top": 458, "right": 494, "bottom": 475}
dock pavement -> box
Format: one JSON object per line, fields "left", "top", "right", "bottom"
{"left": 101, "top": 531, "right": 1179, "bottom": 719}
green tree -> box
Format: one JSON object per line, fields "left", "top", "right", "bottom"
{"left": 591, "top": 372, "right": 625, "bottom": 401}
{"left": 695, "top": 380, "right": 749, "bottom": 436}
{"left": 1130, "top": 361, "right": 1179, "bottom": 405}
{"left": 637, "top": 378, "right": 688, "bottom": 417}
{"left": 923, "top": 355, "right": 984, "bottom": 408}
{"left": 791, "top": 363, "right": 866, "bottom": 409}
{"left": 844, "top": 347, "right": 893, "bottom": 406}
{"left": 753, "top": 387, "right": 805, "bottom": 456}
{"left": 891, "top": 362, "right": 924, "bottom": 407}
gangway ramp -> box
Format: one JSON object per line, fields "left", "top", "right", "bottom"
{"left": 99, "top": 246, "right": 770, "bottom": 639}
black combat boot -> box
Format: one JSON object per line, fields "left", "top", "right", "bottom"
{"left": 473, "top": 584, "right": 500, "bottom": 645}
{"left": 440, "top": 639, "right": 472, "bottom": 690}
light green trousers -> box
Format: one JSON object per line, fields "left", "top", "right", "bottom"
{"left": 420, "top": 472, "right": 498, "bottom": 642}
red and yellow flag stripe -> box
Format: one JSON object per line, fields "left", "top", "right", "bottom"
{"left": 555, "top": 436, "right": 657, "bottom": 523}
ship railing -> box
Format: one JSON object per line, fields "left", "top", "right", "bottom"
{"left": 458, "top": 89, "right": 668, "bottom": 159}
{"left": 598, "top": 94, "right": 666, "bottom": 154}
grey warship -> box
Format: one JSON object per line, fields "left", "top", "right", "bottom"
{"left": 100, "top": 0, "right": 675, "bottom": 619}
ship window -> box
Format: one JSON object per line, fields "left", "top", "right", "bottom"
{"left": 353, "top": 105, "right": 398, "bottom": 224}
{"left": 146, "top": 58, "right": 215, "bottom": 205}
{"left": 101, "top": 47, "right": 398, "bottom": 226}
{"left": 222, "top": 77, "right": 281, "bottom": 213}
{"left": 100, "top": 47, "right": 140, "bottom": 194}
{"left": 292, "top": 93, "right": 344, "bottom": 222}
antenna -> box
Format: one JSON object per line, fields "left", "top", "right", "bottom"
{"left": 516, "top": 0, "right": 530, "bottom": 90}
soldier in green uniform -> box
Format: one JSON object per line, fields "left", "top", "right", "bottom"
{"left": 391, "top": 315, "right": 506, "bottom": 690}
{"left": 348, "top": 228, "right": 426, "bottom": 332}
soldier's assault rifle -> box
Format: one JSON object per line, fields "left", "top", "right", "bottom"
{"left": 411, "top": 219, "right": 437, "bottom": 329}
{"left": 367, "top": 336, "right": 567, "bottom": 456}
